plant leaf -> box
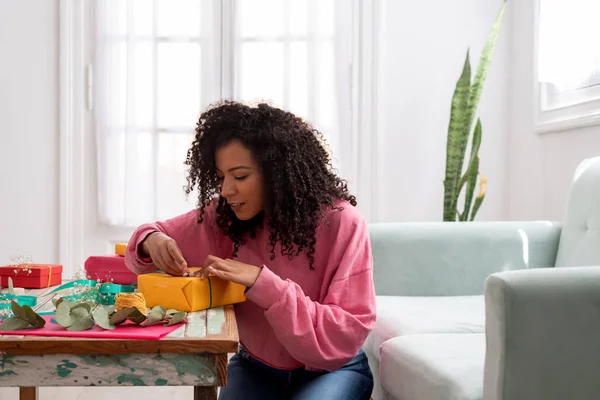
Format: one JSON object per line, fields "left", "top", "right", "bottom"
{"left": 147, "top": 306, "right": 166, "bottom": 323}
{"left": 109, "top": 307, "right": 137, "bottom": 325}
{"left": 23, "top": 305, "right": 45, "bottom": 328}
{"left": 443, "top": 51, "right": 471, "bottom": 221}
{"left": 127, "top": 308, "right": 147, "bottom": 325}
{"left": 0, "top": 316, "right": 31, "bottom": 330}
{"left": 71, "top": 302, "right": 91, "bottom": 313}
{"left": 165, "top": 309, "right": 179, "bottom": 316}
{"left": 461, "top": 119, "right": 482, "bottom": 221}
{"left": 140, "top": 319, "right": 165, "bottom": 327}
{"left": 66, "top": 316, "right": 95, "bottom": 331}
{"left": 93, "top": 306, "right": 115, "bottom": 330}
{"left": 10, "top": 301, "right": 27, "bottom": 321}
{"left": 104, "top": 305, "right": 116, "bottom": 315}
{"left": 55, "top": 300, "right": 74, "bottom": 327}
{"left": 164, "top": 312, "right": 186, "bottom": 326}
{"left": 52, "top": 297, "right": 63, "bottom": 308}
{"left": 55, "top": 301, "right": 89, "bottom": 328}
{"left": 465, "top": 0, "right": 507, "bottom": 139}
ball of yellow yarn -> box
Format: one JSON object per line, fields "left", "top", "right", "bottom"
{"left": 115, "top": 293, "right": 147, "bottom": 315}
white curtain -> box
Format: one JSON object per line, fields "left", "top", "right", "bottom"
{"left": 94, "top": 0, "right": 355, "bottom": 227}
{"left": 538, "top": 0, "right": 600, "bottom": 91}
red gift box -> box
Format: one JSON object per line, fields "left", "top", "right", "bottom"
{"left": 0, "top": 264, "right": 63, "bottom": 288}
{"left": 84, "top": 255, "right": 137, "bottom": 285}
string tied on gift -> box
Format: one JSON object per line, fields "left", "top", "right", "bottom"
{"left": 115, "top": 292, "right": 147, "bottom": 315}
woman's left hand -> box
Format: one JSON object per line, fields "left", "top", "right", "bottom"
{"left": 195, "top": 255, "right": 262, "bottom": 288}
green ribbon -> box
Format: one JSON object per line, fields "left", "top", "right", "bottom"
{"left": 207, "top": 276, "right": 212, "bottom": 309}
{"left": 0, "top": 294, "right": 37, "bottom": 310}
{"left": 47, "top": 280, "right": 135, "bottom": 305}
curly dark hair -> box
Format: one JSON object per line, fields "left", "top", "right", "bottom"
{"left": 184, "top": 100, "right": 357, "bottom": 270}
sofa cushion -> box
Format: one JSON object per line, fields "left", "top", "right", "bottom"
{"left": 380, "top": 334, "right": 485, "bottom": 400}
{"left": 555, "top": 156, "right": 600, "bottom": 268}
{"left": 365, "top": 295, "right": 484, "bottom": 360}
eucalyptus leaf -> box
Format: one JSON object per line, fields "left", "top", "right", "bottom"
{"left": 165, "top": 309, "right": 179, "bottom": 316}
{"left": 147, "top": 306, "right": 166, "bottom": 323}
{"left": 23, "top": 305, "right": 45, "bottom": 328}
{"left": 105, "top": 305, "right": 116, "bottom": 315}
{"left": 140, "top": 319, "right": 165, "bottom": 327}
{"left": 71, "top": 307, "right": 90, "bottom": 320}
{"left": 109, "top": 307, "right": 137, "bottom": 325}
{"left": 55, "top": 301, "right": 89, "bottom": 328}
{"left": 66, "top": 316, "right": 95, "bottom": 331}
{"left": 0, "top": 316, "right": 31, "bottom": 330}
{"left": 164, "top": 312, "right": 186, "bottom": 326}
{"left": 55, "top": 300, "right": 73, "bottom": 326}
{"left": 10, "top": 301, "right": 27, "bottom": 321}
{"left": 92, "top": 306, "right": 115, "bottom": 330}
{"left": 71, "top": 302, "right": 91, "bottom": 313}
{"left": 127, "top": 308, "right": 147, "bottom": 325}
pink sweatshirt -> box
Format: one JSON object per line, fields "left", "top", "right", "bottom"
{"left": 124, "top": 199, "right": 376, "bottom": 372}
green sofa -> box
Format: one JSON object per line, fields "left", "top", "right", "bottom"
{"left": 364, "top": 156, "right": 600, "bottom": 400}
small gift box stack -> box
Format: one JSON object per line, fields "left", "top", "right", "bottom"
{"left": 0, "top": 263, "right": 63, "bottom": 289}
{"left": 84, "top": 244, "right": 137, "bottom": 285}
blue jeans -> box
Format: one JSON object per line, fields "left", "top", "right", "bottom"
{"left": 218, "top": 347, "right": 374, "bottom": 400}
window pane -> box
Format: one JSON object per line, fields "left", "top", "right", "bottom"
{"left": 132, "top": 0, "right": 153, "bottom": 37}
{"left": 157, "top": 43, "right": 201, "bottom": 127}
{"left": 289, "top": 41, "right": 308, "bottom": 119}
{"left": 239, "top": 42, "right": 284, "bottom": 107}
{"left": 106, "top": 42, "right": 127, "bottom": 128}
{"left": 316, "top": 0, "right": 334, "bottom": 37}
{"left": 156, "top": 132, "right": 197, "bottom": 220}
{"left": 290, "top": 0, "right": 308, "bottom": 36}
{"left": 316, "top": 41, "right": 335, "bottom": 129}
{"left": 124, "top": 132, "right": 154, "bottom": 224}
{"left": 238, "top": 0, "right": 284, "bottom": 37}
{"left": 133, "top": 42, "right": 153, "bottom": 127}
{"left": 156, "top": 0, "right": 201, "bottom": 37}
{"left": 97, "top": 0, "right": 127, "bottom": 37}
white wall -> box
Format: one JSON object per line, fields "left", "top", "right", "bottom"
{"left": 376, "top": 0, "right": 511, "bottom": 222}
{"left": 0, "top": 0, "right": 59, "bottom": 265}
{"left": 508, "top": 0, "right": 600, "bottom": 221}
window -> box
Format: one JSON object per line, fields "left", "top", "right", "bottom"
{"left": 535, "top": 0, "right": 600, "bottom": 133}
{"left": 94, "top": 0, "right": 354, "bottom": 227}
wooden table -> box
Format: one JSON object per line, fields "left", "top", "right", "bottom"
{"left": 0, "top": 285, "right": 239, "bottom": 400}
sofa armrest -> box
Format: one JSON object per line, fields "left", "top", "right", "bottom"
{"left": 484, "top": 266, "right": 600, "bottom": 400}
{"left": 368, "top": 221, "right": 562, "bottom": 296}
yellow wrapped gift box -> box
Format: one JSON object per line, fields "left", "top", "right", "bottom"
{"left": 115, "top": 243, "right": 127, "bottom": 256}
{"left": 137, "top": 268, "right": 247, "bottom": 312}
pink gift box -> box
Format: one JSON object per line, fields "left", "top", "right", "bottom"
{"left": 84, "top": 255, "right": 137, "bottom": 285}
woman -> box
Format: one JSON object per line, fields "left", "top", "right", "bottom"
{"left": 124, "top": 100, "right": 376, "bottom": 399}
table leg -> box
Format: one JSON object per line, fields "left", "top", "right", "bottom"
{"left": 194, "top": 386, "right": 218, "bottom": 400}
{"left": 19, "top": 387, "right": 38, "bottom": 400}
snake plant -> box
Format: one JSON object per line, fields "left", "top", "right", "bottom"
{"left": 443, "top": 0, "right": 507, "bottom": 221}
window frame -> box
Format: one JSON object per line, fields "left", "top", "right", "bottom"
{"left": 59, "top": 0, "right": 380, "bottom": 277}
{"left": 533, "top": 0, "right": 600, "bottom": 135}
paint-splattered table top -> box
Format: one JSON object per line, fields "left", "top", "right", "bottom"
{"left": 0, "top": 284, "right": 239, "bottom": 355}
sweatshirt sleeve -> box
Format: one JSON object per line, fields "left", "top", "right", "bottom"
{"left": 243, "top": 210, "right": 377, "bottom": 371}
{"left": 124, "top": 201, "right": 231, "bottom": 275}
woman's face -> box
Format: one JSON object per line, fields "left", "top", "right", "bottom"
{"left": 215, "top": 139, "right": 266, "bottom": 220}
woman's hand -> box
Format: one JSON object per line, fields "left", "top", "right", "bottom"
{"left": 141, "top": 232, "right": 190, "bottom": 276}
{"left": 197, "top": 255, "right": 262, "bottom": 288}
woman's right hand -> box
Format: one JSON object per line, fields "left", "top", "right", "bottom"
{"left": 141, "top": 232, "right": 189, "bottom": 276}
